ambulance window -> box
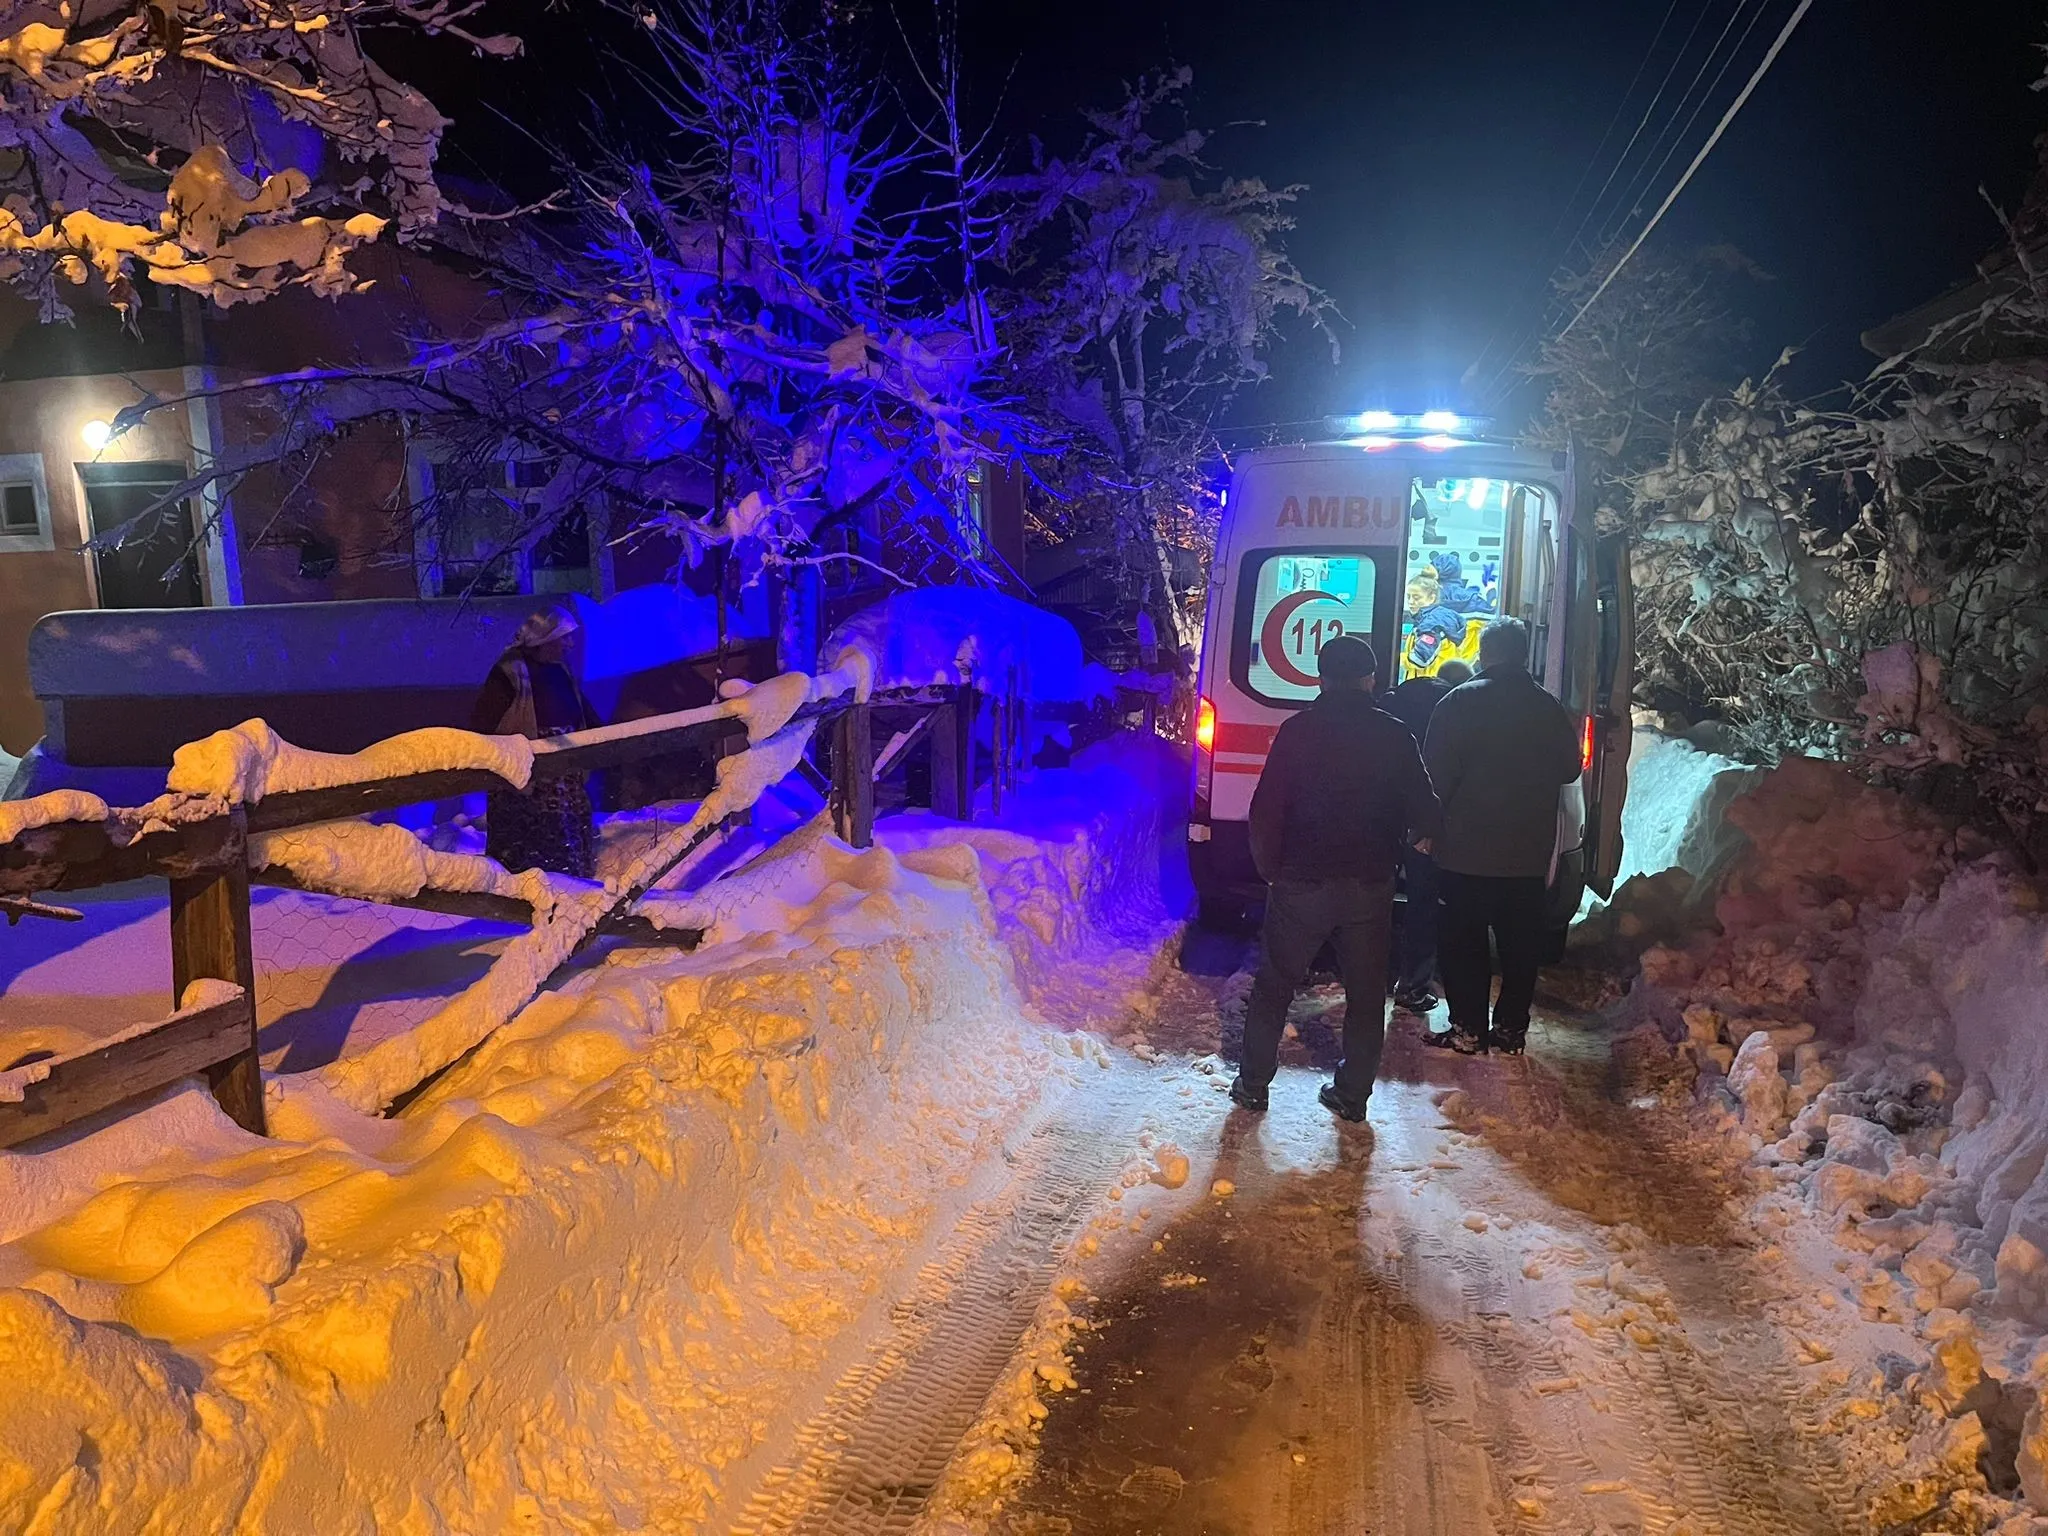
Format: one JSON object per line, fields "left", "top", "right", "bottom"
{"left": 1237, "top": 549, "right": 1381, "bottom": 706}
{"left": 1399, "top": 476, "right": 1546, "bottom": 681}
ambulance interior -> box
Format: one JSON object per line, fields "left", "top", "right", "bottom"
{"left": 1399, "top": 475, "right": 1558, "bottom": 682}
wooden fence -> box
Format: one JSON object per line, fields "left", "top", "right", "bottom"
{"left": 0, "top": 678, "right": 1032, "bottom": 1149}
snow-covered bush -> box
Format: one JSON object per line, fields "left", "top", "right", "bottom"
{"left": 1536, "top": 90, "right": 2048, "bottom": 862}
{"left": 1618, "top": 258, "right": 2048, "bottom": 859}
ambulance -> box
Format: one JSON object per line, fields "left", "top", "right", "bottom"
{"left": 1187, "top": 414, "right": 1634, "bottom": 946}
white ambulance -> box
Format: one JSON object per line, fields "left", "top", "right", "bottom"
{"left": 1188, "top": 415, "right": 1634, "bottom": 945}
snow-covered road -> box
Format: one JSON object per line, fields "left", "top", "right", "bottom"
{"left": 732, "top": 940, "right": 1977, "bottom": 1536}
{"left": 969, "top": 1011, "right": 1857, "bottom": 1535}
{"left": 8, "top": 728, "right": 2041, "bottom": 1533}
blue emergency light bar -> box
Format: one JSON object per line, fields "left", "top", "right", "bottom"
{"left": 1327, "top": 410, "right": 1500, "bottom": 453}
{"left": 1335, "top": 410, "right": 1493, "bottom": 437}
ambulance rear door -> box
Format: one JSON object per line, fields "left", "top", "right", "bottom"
{"left": 1203, "top": 452, "right": 1407, "bottom": 825}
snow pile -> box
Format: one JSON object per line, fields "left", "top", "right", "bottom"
{"left": 824, "top": 586, "right": 1086, "bottom": 703}
{"left": 168, "top": 720, "right": 535, "bottom": 803}
{"left": 881, "top": 732, "right": 1191, "bottom": 1027}
{"left": 0, "top": 787, "right": 108, "bottom": 846}
{"left": 1611, "top": 728, "right": 1762, "bottom": 890}
{"left": 1573, "top": 729, "right": 1762, "bottom": 957}
{"left": 0, "top": 733, "right": 1170, "bottom": 1533}
{"left": 1624, "top": 752, "right": 2048, "bottom": 1519}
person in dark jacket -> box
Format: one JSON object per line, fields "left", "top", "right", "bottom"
{"left": 1381, "top": 659, "right": 1472, "bottom": 1014}
{"left": 1235, "top": 635, "right": 1443, "bottom": 1124}
{"left": 1428, "top": 551, "right": 1493, "bottom": 617}
{"left": 472, "top": 604, "right": 598, "bottom": 878}
{"left": 1422, "top": 618, "right": 1581, "bottom": 1056}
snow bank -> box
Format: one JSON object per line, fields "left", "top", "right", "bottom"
{"left": 880, "top": 732, "right": 1191, "bottom": 1027}
{"left": 0, "top": 733, "right": 1179, "bottom": 1536}
{"left": 1571, "top": 730, "right": 1764, "bottom": 959}
{"left": 1611, "top": 728, "right": 1762, "bottom": 889}
{"left": 1623, "top": 752, "right": 2048, "bottom": 1517}
{"left": 823, "top": 585, "right": 1086, "bottom": 703}
{"left": 0, "top": 736, "right": 1169, "bottom": 1533}
{"left": 168, "top": 719, "right": 534, "bottom": 803}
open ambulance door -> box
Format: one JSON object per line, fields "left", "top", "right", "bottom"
{"left": 1583, "top": 532, "right": 1635, "bottom": 898}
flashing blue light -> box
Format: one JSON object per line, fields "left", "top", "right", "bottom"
{"left": 1418, "top": 410, "right": 1462, "bottom": 432}
{"left": 1350, "top": 410, "right": 1401, "bottom": 432}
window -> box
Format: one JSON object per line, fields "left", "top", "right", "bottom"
{"left": 411, "top": 449, "right": 593, "bottom": 598}
{"left": 1232, "top": 546, "right": 1393, "bottom": 706}
{"left": 2, "top": 484, "right": 36, "bottom": 534}
{"left": 0, "top": 454, "right": 51, "bottom": 551}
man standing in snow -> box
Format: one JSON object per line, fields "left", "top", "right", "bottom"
{"left": 1234, "top": 635, "right": 1442, "bottom": 1124}
{"left": 1423, "top": 618, "right": 1581, "bottom": 1056}
{"left": 473, "top": 604, "right": 599, "bottom": 878}
{"left": 1382, "top": 659, "right": 1472, "bottom": 1015}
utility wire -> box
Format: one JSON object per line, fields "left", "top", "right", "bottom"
{"left": 1554, "top": 0, "right": 1712, "bottom": 285}
{"left": 1481, "top": 0, "right": 1787, "bottom": 404}
{"left": 1463, "top": 0, "right": 1690, "bottom": 391}
{"left": 1472, "top": 0, "right": 1736, "bottom": 404}
{"left": 1556, "top": 0, "right": 1817, "bottom": 343}
{"left": 1598, "top": 0, "right": 1775, "bottom": 252}
{"left": 1591, "top": 0, "right": 1765, "bottom": 254}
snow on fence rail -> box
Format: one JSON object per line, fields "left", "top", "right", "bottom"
{"left": 0, "top": 631, "right": 1058, "bottom": 1142}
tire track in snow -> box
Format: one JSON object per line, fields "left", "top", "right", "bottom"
{"left": 729, "top": 1069, "right": 1151, "bottom": 1535}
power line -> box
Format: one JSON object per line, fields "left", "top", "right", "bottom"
{"left": 1464, "top": 0, "right": 1690, "bottom": 389}
{"left": 1592, "top": 0, "right": 1765, "bottom": 254}
{"left": 1482, "top": 0, "right": 1753, "bottom": 409}
{"left": 1555, "top": 0, "right": 1817, "bottom": 344}
{"left": 1559, "top": 0, "right": 1716, "bottom": 278}
{"left": 1598, "top": 0, "right": 1775, "bottom": 252}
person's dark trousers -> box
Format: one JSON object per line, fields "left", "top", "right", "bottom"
{"left": 1241, "top": 877, "right": 1395, "bottom": 1105}
{"left": 1394, "top": 848, "right": 1440, "bottom": 996}
{"left": 1437, "top": 871, "right": 1548, "bottom": 1045}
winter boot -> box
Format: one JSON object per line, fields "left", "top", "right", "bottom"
{"left": 1319, "top": 1082, "right": 1370, "bottom": 1124}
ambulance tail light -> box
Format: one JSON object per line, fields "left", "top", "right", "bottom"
{"left": 1195, "top": 696, "right": 1217, "bottom": 754}
{"left": 1580, "top": 713, "right": 1597, "bottom": 776}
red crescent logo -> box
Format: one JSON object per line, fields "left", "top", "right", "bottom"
{"left": 1260, "top": 589, "right": 1341, "bottom": 688}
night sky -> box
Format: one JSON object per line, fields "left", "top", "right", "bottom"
{"left": 434, "top": 0, "right": 2048, "bottom": 430}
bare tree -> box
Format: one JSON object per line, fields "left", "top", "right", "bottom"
{"left": 996, "top": 69, "right": 1333, "bottom": 659}
{"left": 87, "top": 0, "right": 1018, "bottom": 598}
{"left": 1523, "top": 241, "right": 1758, "bottom": 500}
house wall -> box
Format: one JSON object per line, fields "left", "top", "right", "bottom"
{"left": 0, "top": 370, "right": 202, "bottom": 753}
{"left": 204, "top": 243, "right": 514, "bottom": 606}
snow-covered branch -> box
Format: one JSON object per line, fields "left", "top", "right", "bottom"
{"left": 0, "top": 0, "right": 515, "bottom": 316}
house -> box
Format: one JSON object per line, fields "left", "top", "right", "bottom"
{"left": 1861, "top": 134, "right": 2048, "bottom": 363}
{"left": 0, "top": 243, "right": 1029, "bottom": 766}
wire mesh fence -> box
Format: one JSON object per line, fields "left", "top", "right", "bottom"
{"left": 249, "top": 887, "right": 521, "bottom": 1075}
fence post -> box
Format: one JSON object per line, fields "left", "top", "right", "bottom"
{"left": 931, "top": 686, "right": 977, "bottom": 822}
{"left": 168, "top": 808, "right": 264, "bottom": 1136}
{"left": 832, "top": 703, "right": 875, "bottom": 849}
{"left": 989, "top": 691, "right": 1007, "bottom": 816}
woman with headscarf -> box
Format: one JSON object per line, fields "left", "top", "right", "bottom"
{"left": 471, "top": 603, "right": 598, "bottom": 878}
